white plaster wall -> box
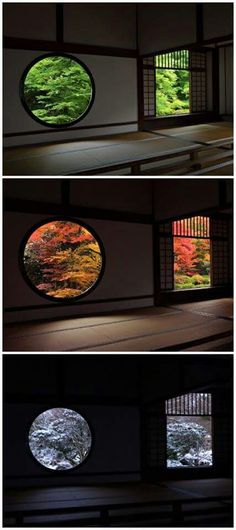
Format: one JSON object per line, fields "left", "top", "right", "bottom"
{"left": 3, "top": 178, "right": 62, "bottom": 203}
{"left": 203, "top": 3, "right": 233, "bottom": 40}
{"left": 4, "top": 3, "right": 136, "bottom": 49}
{"left": 3, "top": 3, "right": 56, "bottom": 40}
{"left": 4, "top": 50, "right": 138, "bottom": 146}
{"left": 4, "top": 212, "right": 154, "bottom": 322}
{"left": 70, "top": 179, "right": 152, "bottom": 214}
{"left": 138, "top": 3, "right": 197, "bottom": 55}
{"left": 64, "top": 3, "right": 137, "bottom": 49}
{"left": 154, "top": 179, "right": 220, "bottom": 220}
{"left": 4, "top": 404, "right": 140, "bottom": 486}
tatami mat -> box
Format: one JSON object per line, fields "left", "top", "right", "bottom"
{"left": 5, "top": 482, "right": 204, "bottom": 510}
{"left": 4, "top": 299, "right": 233, "bottom": 352}
{"left": 4, "top": 307, "right": 173, "bottom": 339}
{"left": 163, "top": 478, "right": 233, "bottom": 499}
{"left": 84, "top": 319, "right": 232, "bottom": 352}
{"left": 5, "top": 479, "right": 232, "bottom": 509}
{"left": 4, "top": 131, "right": 157, "bottom": 161}
{"left": 5, "top": 479, "right": 232, "bottom": 527}
{"left": 4, "top": 134, "right": 199, "bottom": 176}
{"left": 170, "top": 298, "right": 233, "bottom": 319}
{"left": 152, "top": 122, "right": 233, "bottom": 145}
{"left": 4, "top": 123, "right": 232, "bottom": 175}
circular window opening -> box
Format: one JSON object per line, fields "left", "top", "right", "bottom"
{"left": 29, "top": 408, "right": 92, "bottom": 470}
{"left": 21, "top": 219, "right": 104, "bottom": 301}
{"left": 21, "top": 54, "right": 95, "bottom": 127}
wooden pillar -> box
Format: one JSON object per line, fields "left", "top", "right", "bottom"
{"left": 172, "top": 502, "right": 183, "bottom": 525}
{"left": 131, "top": 162, "right": 141, "bottom": 175}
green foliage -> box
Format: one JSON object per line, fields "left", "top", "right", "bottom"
{"left": 24, "top": 56, "right": 93, "bottom": 125}
{"left": 175, "top": 274, "right": 210, "bottom": 290}
{"left": 156, "top": 69, "right": 189, "bottom": 116}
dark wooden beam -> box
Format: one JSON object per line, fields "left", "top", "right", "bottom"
{"left": 141, "top": 34, "right": 233, "bottom": 57}
{"left": 3, "top": 120, "right": 138, "bottom": 139}
{"left": 56, "top": 3, "right": 64, "bottom": 44}
{"left": 144, "top": 112, "right": 218, "bottom": 130}
{"left": 196, "top": 4, "right": 203, "bottom": 42}
{"left": 146, "top": 369, "right": 233, "bottom": 405}
{"left": 137, "top": 57, "right": 144, "bottom": 130}
{"left": 3, "top": 393, "right": 141, "bottom": 406}
{"left": 157, "top": 204, "right": 232, "bottom": 223}
{"left": 212, "top": 48, "right": 220, "bottom": 115}
{"left": 4, "top": 197, "right": 152, "bottom": 224}
{"left": 135, "top": 5, "right": 143, "bottom": 130}
{"left": 4, "top": 294, "right": 153, "bottom": 314}
{"left": 151, "top": 182, "right": 160, "bottom": 307}
{"left": 4, "top": 36, "right": 138, "bottom": 58}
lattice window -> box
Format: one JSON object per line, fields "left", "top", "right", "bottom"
{"left": 165, "top": 393, "right": 212, "bottom": 415}
{"left": 156, "top": 50, "right": 189, "bottom": 70}
{"left": 189, "top": 50, "right": 207, "bottom": 112}
{"left": 145, "top": 404, "right": 166, "bottom": 470}
{"left": 143, "top": 57, "right": 155, "bottom": 66}
{"left": 160, "top": 236, "right": 173, "bottom": 290}
{"left": 211, "top": 218, "right": 229, "bottom": 286}
{"left": 190, "top": 51, "right": 206, "bottom": 69}
{"left": 211, "top": 218, "right": 228, "bottom": 238}
{"left": 142, "top": 49, "right": 207, "bottom": 117}
{"left": 159, "top": 220, "right": 173, "bottom": 290}
{"left": 173, "top": 216, "right": 210, "bottom": 238}
{"left": 165, "top": 393, "right": 213, "bottom": 468}
{"left": 143, "top": 62, "right": 156, "bottom": 117}
{"left": 212, "top": 240, "right": 229, "bottom": 286}
{"left": 159, "top": 216, "right": 229, "bottom": 291}
{"left": 159, "top": 221, "right": 172, "bottom": 234}
{"left": 191, "top": 71, "right": 207, "bottom": 112}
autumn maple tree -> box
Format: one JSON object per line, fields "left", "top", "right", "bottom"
{"left": 173, "top": 218, "right": 210, "bottom": 289}
{"left": 24, "top": 221, "right": 102, "bottom": 298}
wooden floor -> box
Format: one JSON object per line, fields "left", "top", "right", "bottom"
{"left": 4, "top": 479, "right": 233, "bottom": 527}
{"left": 4, "top": 298, "right": 233, "bottom": 352}
{"left": 4, "top": 122, "right": 233, "bottom": 176}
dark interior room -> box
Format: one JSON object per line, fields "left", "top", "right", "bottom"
{"left": 3, "top": 353, "right": 233, "bottom": 527}
{"left": 3, "top": 2, "right": 233, "bottom": 176}
{"left": 3, "top": 177, "right": 233, "bottom": 352}
{"left": 2, "top": 4, "right": 234, "bottom": 529}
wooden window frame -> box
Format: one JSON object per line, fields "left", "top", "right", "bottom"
{"left": 159, "top": 216, "right": 229, "bottom": 292}
{"left": 143, "top": 49, "right": 207, "bottom": 119}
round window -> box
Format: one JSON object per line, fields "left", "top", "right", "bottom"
{"left": 21, "top": 219, "right": 104, "bottom": 301}
{"left": 29, "top": 408, "right": 92, "bottom": 470}
{"left": 21, "top": 53, "right": 95, "bottom": 127}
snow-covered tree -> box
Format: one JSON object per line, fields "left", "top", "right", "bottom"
{"left": 167, "top": 417, "right": 212, "bottom": 467}
{"left": 29, "top": 408, "right": 92, "bottom": 470}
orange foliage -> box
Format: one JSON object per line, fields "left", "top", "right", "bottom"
{"left": 24, "top": 221, "right": 102, "bottom": 299}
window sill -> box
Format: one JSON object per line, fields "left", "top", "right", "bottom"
{"left": 167, "top": 465, "right": 213, "bottom": 469}
{"left": 145, "top": 112, "right": 207, "bottom": 120}
{"left": 163, "top": 286, "right": 227, "bottom": 293}
{"left": 172, "top": 286, "right": 211, "bottom": 292}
